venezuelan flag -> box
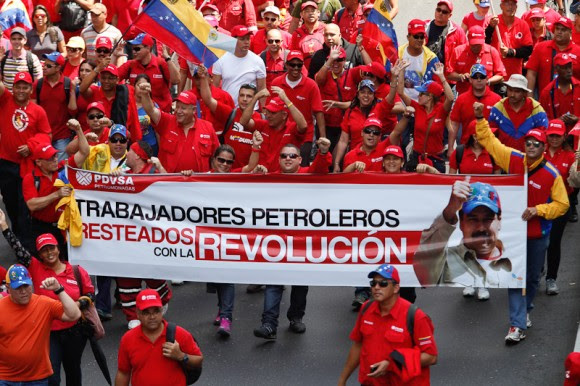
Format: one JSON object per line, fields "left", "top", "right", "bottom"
{"left": 362, "top": 0, "right": 398, "bottom": 71}
{"left": 0, "top": 0, "right": 32, "bottom": 38}
{"left": 134, "top": 0, "right": 235, "bottom": 68}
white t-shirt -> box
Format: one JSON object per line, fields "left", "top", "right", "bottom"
{"left": 402, "top": 50, "right": 425, "bottom": 102}
{"left": 212, "top": 52, "right": 266, "bottom": 107}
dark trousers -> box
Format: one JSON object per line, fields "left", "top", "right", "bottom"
{"left": 0, "top": 159, "right": 28, "bottom": 238}
{"left": 325, "top": 126, "right": 342, "bottom": 155}
{"left": 96, "top": 276, "right": 113, "bottom": 314}
{"left": 261, "top": 285, "right": 308, "bottom": 329}
{"left": 49, "top": 324, "right": 88, "bottom": 386}
{"left": 546, "top": 202, "right": 572, "bottom": 280}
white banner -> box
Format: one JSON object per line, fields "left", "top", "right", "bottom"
{"left": 68, "top": 169, "right": 527, "bottom": 288}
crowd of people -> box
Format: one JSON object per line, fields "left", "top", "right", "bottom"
{"left": 1, "top": 0, "right": 580, "bottom": 384}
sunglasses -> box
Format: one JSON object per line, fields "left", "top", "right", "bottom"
{"left": 471, "top": 74, "right": 486, "bottom": 80}
{"left": 216, "top": 157, "right": 234, "bottom": 165}
{"left": 369, "top": 279, "right": 391, "bottom": 288}
{"left": 335, "top": 58, "right": 346, "bottom": 62}
{"left": 96, "top": 48, "right": 111, "bottom": 54}
{"left": 362, "top": 72, "right": 376, "bottom": 78}
{"left": 35, "top": 14, "right": 47, "bottom": 18}
{"left": 264, "top": 17, "right": 278, "bottom": 22}
{"left": 280, "top": 153, "right": 300, "bottom": 159}
{"left": 88, "top": 113, "right": 105, "bottom": 120}
{"left": 241, "top": 83, "right": 257, "bottom": 90}
{"left": 66, "top": 47, "right": 82, "bottom": 52}
{"left": 287, "top": 62, "right": 303, "bottom": 69}
{"left": 525, "top": 139, "right": 543, "bottom": 148}
{"left": 44, "top": 63, "right": 56, "bottom": 69}
{"left": 436, "top": 7, "right": 451, "bottom": 15}
{"left": 131, "top": 46, "right": 143, "bottom": 52}
{"left": 412, "top": 34, "right": 425, "bottom": 40}
{"left": 267, "top": 39, "right": 281, "bottom": 44}
{"left": 109, "top": 137, "right": 128, "bottom": 144}
{"left": 363, "top": 127, "right": 381, "bottom": 136}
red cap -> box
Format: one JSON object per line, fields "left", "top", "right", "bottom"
{"left": 554, "top": 52, "right": 573, "bottom": 66}
{"left": 286, "top": 50, "right": 304, "bottom": 62}
{"left": 437, "top": 0, "right": 453, "bottom": 11}
{"left": 175, "top": 90, "right": 197, "bottom": 105}
{"left": 383, "top": 145, "right": 404, "bottom": 159}
{"left": 231, "top": 25, "right": 252, "bottom": 37}
{"left": 13, "top": 71, "right": 32, "bottom": 85}
{"left": 564, "top": 352, "right": 580, "bottom": 386}
{"left": 468, "top": 26, "right": 485, "bottom": 45}
{"left": 33, "top": 143, "right": 58, "bottom": 160}
{"left": 264, "top": 97, "right": 288, "bottom": 113}
{"left": 95, "top": 36, "right": 112, "bottom": 50}
{"left": 101, "top": 64, "right": 118, "bottom": 77}
{"left": 136, "top": 289, "right": 162, "bottom": 310}
{"left": 360, "top": 62, "right": 387, "bottom": 79}
{"left": 327, "top": 47, "right": 346, "bottom": 60}
{"left": 36, "top": 233, "right": 58, "bottom": 251}
{"left": 529, "top": 8, "right": 545, "bottom": 19}
{"left": 525, "top": 129, "right": 547, "bottom": 143}
{"left": 87, "top": 101, "right": 106, "bottom": 114}
{"left": 554, "top": 16, "right": 573, "bottom": 30}
{"left": 408, "top": 19, "right": 426, "bottom": 35}
{"left": 363, "top": 117, "right": 382, "bottom": 128}
{"left": 546, "top": 119, "right": 566, "bottom": 136}
{"left": 200, "top": 3, "right": 219, "bottom": 13}
{"left": 301, "top": 1, "right": 318, "bottom": 10}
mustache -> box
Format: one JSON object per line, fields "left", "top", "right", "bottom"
{"left": 470, "top": 230, "right": 491, "bottom": 239}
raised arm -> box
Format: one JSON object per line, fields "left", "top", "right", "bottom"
{"left": 40, "top": 277, "right": 81, "bottom": 322}
{"left": 240, "top": 88, "right": 270, "bottom": 129}
{"left": 136, "top": 81, "right": 161, "bottom": 125}
{"left": 242, "top": 131, "right": 264, "bottom": 173}
{"left": 197, "top": 65, "right": 217, "bottom": 113}
{"left": 272, "top": 86, "right": 308, "bottom": 133}
{"left": 433, "top": 62, "right": 454, "bottom": 112}
{"left": 395, "top": 59, "right": 412, "bottom": 107}
{"left": 70, "top": 119, "right": 91, "bottom": 167}
{"left": 0, "top": 209, "right": 32, "bottom": 267}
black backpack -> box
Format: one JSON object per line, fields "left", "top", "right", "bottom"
{"left": 0, "top": 50, "right": 34, "bottom": 79}
{"left": 166, "top": 323, "right": 202, "bottom": 385}
{"left": 59, "top": 0, "right": 88, "bottom": 31}
{"left": 36, "top": 76, "right": 72, "bottom": 105}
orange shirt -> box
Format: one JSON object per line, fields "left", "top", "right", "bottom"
{"left": 0, "top": 294, "right": 64, "bottom": 381}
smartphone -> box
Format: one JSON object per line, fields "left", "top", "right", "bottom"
{"left": 370, "top": 365, "right": 378, "bottom": 373}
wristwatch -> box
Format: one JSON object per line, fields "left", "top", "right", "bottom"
{"left": 53, "top": 286, "right": 65, "bottom": 295}
{"left": 182, "top": 354, "right": 189, "bottom": 364}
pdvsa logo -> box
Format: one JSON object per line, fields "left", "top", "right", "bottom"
{"left": 76, "top": 170, "right": 93, "bottom": 186}
{"left": 93, "top": 174, "right": 134, "bottom": 185}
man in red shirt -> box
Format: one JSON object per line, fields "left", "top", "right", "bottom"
{"left": 447, "top": 26, "right": 506, "bottom": 95}
{"left": 271, "top": 50, "right": 325, "bottom": 165}
{"left": 33, "top": 52, "right": 77, "bottom": 162}
{"left": 116, "top": 289, "right": 202, "bottom": 386}
{"left": 528, "top": 8, "right": 552, "bottom": 47}
{"left": 117, "top": 34, "right": 179, "bottom": 113}
{"left": 65, "top": 101, "right": 112, "bottom": 155}
{"left": 338, "top": 264, "right": 438, "bottom": 385}
{"left": 343, "top": 117, "right": 398, "bottom": 173}
{"left": 487, "top": 0, "right": 533, "bottom": 79}
{"left": 260, "top": 29, "right": 290, "bottom": 89}
{"left": 332, "top": 0, "right": 364, "bottom": 44}
{"left": 137, "top": 82, "right": 219, "bottom": 173}
{"left": 250, "top": 6, "right": 292, "bottom": 54}
{"left": 449, "top": 64, "right": 502, "bottom": 156}
{"left": 290, "top": 1, "right": 325, "bottom": 71}
{"left": 210, "top": 0, "right": 258, "bottom": 33}
{"left": 0, "top": 71, "right": 51, "bottom": 241}
{"left": 526, "top": 17, "right": 580, "bottom": 98}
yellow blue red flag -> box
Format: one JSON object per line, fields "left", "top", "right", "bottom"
{"left": 0, "top": 0, "right": 32, "bottom": 38}
{"left": 362, "top": 0, "right": 398, "bottom": 71}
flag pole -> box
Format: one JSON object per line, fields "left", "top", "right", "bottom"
{"left": 489, "top": 0, "right": 504, "bottom": 47}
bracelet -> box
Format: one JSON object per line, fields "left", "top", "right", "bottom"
{"left": 251, "top": 147, "right": 260, "bottom": 152}
{"left": 54, "top": 286, "right": 65, "bottom": 295}
{"left": 286, "top": 102, "right": 294, "bottom": 108}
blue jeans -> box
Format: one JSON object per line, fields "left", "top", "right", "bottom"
{"left": 508, "top": 236, "right": 549, "bottom": 329}
{"left": 216, "top": 283, "right": 235, "bottom": 320}
{"left": 96, "top": 276, "right": 112, "bottom": 314}
{"left": 261, "top": 285, "right": 308, "bottom": 329}
{"left": 52, "top": 137, "right": 72, "bottom": 162}
{"left": 0, "top": 379, "right": 49, "bottom": 385}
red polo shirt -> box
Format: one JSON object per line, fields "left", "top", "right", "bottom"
{"left": 539, "top": 78, "right": 580, "bottom": 121}
{"left": 117, "top": 320, "right": 201, "bottom": 386}
{"left": 263, "top": 50, "right": 288, "bottom": 89}
{"left": 271, "top": 74, "right": 323, "bottom": 142}
{"left": 0, "top": 91, "right": 52, "bottom": 164}
{"left": 250, "top": 28, "right": 292, "bottom": 55}
{"left": 343, "top": 137, "right": 392, "bottom": 172}
{"left": 341, "top": 103, "right": 394, "bottom": 150}
{"left": 449, "top": 146, "right": 497, "bottom": 174}
{"left": 544, "top": 148, "right": 575, "bottom": 194}
{"left": 490, "top": 16, "right": 533, "bottom": 77}
{"left": 462, "top": 12, "right": 491, "bottom": 30}
{"left": 318, "top": 70, "right": 356, "bottom": 127}
{"left": 88, "top": 84, "right": 142, "bottom": 141}
{"left": 332, "top": 5, "right": 365, "bottom": 44}
{"left": 447, "top": 43, "right": 506, "bottom": 95}
{"left": 526, "top": 40, "right": 580, "bottom": 94}
{"left": 450, "top": 87, "right": 502, "bottom": 143}
{"left": 254, "top": 118, "right": 305, "bottom": 172}
{"left": 33, "top": 75, "right": 76, "bottom": 141}
{"left": 22, "top": 162, "right": 68, "bottom": 223}
{"left": 573, "top": 29, "right": 580, "bottom": 46}
{"left": 187, "top": 84, "right": 235, "bottom": 131}
{"left": 290, "top": 23, "right": 325, "bottom": 70}
{"left": 155, "top": 112, "right": 219, "bottom": 173}
{"left": 118, "top": 56, "right": 173, "bottom": 112}
{"left": 373, "top": 98, "right": 403, "bottom": 135}
{"left": 210, "top": 0, "right": 258, "bottom": 31}
{"left": 411, "top": 100, "right": 447, "bottom": 155}
{"left": 350, "top": 297, "right": 437, "bottom": 386}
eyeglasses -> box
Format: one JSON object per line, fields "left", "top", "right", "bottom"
{"left": 241, "top": 83, "right": 257, "bottom": 90}
{"left": 109, "top": 137, "right": 128, "bottom": 144}
{"left": 471, "top": 74, "right": 486, "bottom": 80}
{"left": 34, "top": 14, "right": 47, "bottom": 19}
{"left": 267, "top": 39, "right": 281, "bottom": 44}
{"left": 96, "top": 48, "right": 111, "bottom": 54}
{"left": 264, "top": 17, "right": 278, "bottom": 22}
{"left": 363, "top": 127, "right": 381, "bottom": 136}
{"left": 436, "top": 7, "right": 451, "bottom": 15}
{"left": 66, "top": 47, "right": 82, "bottom": 52}
{"left": 216, "top": 157, "right": 234, "bottom": 165}
{"left": 287, "top": 62, "right": 304, "bottom": 69}
{"left": 525, "top": 139, "right": 543, "bottom": 148}
{"left": 369, "top": 279, "right": 391, "bottom": 288}
{"left": 335, "top": 58, "right": 346, "bottom": 62}
{"left": 44, "top": 63, "right": 56, "bottom": 69}
{"left": 412, "top": 34, "right": 425, "bottom": 40}
{"left": 362, "top": 72, "right": 377, "bottom": 78}
{"left": 280, "top": 153, "right": 299, "bottom": 159}
{"left": 88, "top": 113, "right": 105, "bottom": 120}
{"left": 131, "top": 46, "right": 142, "bottom": 52}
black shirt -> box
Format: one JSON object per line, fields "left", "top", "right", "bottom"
{"left": 427, "top": 22, "right": 447, "bottom": 63}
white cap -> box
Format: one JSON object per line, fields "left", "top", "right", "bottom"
{"left": 262, "top": 5, "right": 281, "bottom": 17}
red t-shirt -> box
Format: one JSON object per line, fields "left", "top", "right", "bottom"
{"left": 117, "top": 320, "right": 201, "bottom": 386}
{"left": 450, "top": 87, "right": 502, "bottom": 144}
{"left": 290, "top": 23, "right": 325, "bottom": 70}
{"left": 411, "top": 100, "right": 447, "bottom": 155}
{"left": 462, "top": 12, "right": 491, "bottom": 30}
{"left": 118, "top": 56, "right": 173, "bottom": 112}
{"left": 526, "top": 40, "right": 580, "bottom": 94}
{"left": 449, "top": 146, "right": 498, "bottom": 174}
{"left": 544, "top": 147, "right": 575, "bottom": 194}
{"left": 490, "top": 16, "right": 533, "bottom": 77}
{"left": 189, "top": 85, "right": 235, "bottom": 131}
{"left": 22, "top": 162, "right": 66, "bottom": 223}
{"left": 522, "top": 7, "right": 561, "bottom": 31}
{"left": 539, "top": 78, "right": 580, "bottom": 121}
{"left": 62, "top": 62, "right": 80, "bottom": 80}
{"left": 108, "top": 0, "right": 141, "bottom": 34}
{"left": 343, "top": 137, "right": 392, "bottom": 172}
{"left": 318, "top": 71, "right": 356, "bottom": 127}
{"left": 33, "top": 75, "right": 76, "bottom": 140}
{"left": 155, "top": 112, "right": 219, "bottom": 173}
{"left": 254, "top": 118, "right": 305, "bottom": 172}
{"left": 332, "top": 5, "right": 365, "bottom": 44}
{"left": 250, "top": 28, "right": 292, "bottom": 55}
{"left": 447, "top": 44, "right": 506, "bottom": 95}
{"left": 210, "top": 0, "right": 257, "bottom": 31}
{"left": 0, "top": 91, "right": 52, "bottom": 164}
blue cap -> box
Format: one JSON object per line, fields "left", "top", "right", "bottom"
{"left": 6, "top": 264, "right": 33, "bottom": 289}
{"left": 462, "top": 182, "right": 501, "bottom": 215}
{"left": 367, "top": 264, "right": 400, "bottom": 283}
{"left": 475, "top": 0, "right": 491, "bottom": 7}
{"left": 128, "top": 33, "right": 154, "bottom": 46}
{"left": 42, "top": 51, "right": 65, "bottom": 66}
{"left": 358, "top": 79, "right": 376, "bottom": 92}
{"left": 470, "top": 64, "right": 487, "bottom": 77}
{"left": 109, "top": 124, "right": 128, "bottom": 139}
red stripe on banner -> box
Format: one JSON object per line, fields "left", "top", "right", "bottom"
{"left": 194, "top": 227, "right": 422, "bottom": 265}
{"left": 68, "top": 167, "right": 525, "bottom": 193}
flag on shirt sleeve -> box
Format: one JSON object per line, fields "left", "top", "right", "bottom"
{"left": 362, "top": 0, "right": 398, "bottom": 72}
{"left": 0, "top": 0, "right": 32, "bottom": 38}
{"left": 134, "top": 0, "right": 236, "bottom": 68}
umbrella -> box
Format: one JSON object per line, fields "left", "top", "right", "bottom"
{"left": 89, "top": 336, "right": 112, "bottom": 385}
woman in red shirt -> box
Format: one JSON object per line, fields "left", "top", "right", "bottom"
{"left": 0, "top": 209, "right": 93, "bottom": 386}
{"left": 449, "top": 119, "right": 500, "bottom": 175}
{"left": 543, "top": 119, "right": 575, "bottom": 295}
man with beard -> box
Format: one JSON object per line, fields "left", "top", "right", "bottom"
{"left": 413, "top": 181, "right": 518, "bottom": 289}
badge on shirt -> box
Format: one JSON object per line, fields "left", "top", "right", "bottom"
{"left": 12, "top": 109, "right": 29, "bottom": 132}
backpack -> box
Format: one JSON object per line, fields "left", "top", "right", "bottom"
{"left": 59, "top": 0, "right": 88, "bottom": 31}
{"left": 455, "top": 144, "right": 495, "bottom": 173}
{"left": 0, "top": 50, "right": 35, "bottom": 79}
{"left": 36, "top": 76, "right": 72, "bottom": 105}
{"left": 166, "top": 322, "right": 202, "bottom": 385}
{"left": 361, "top": 300, "right": 420, "bottom": 344}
